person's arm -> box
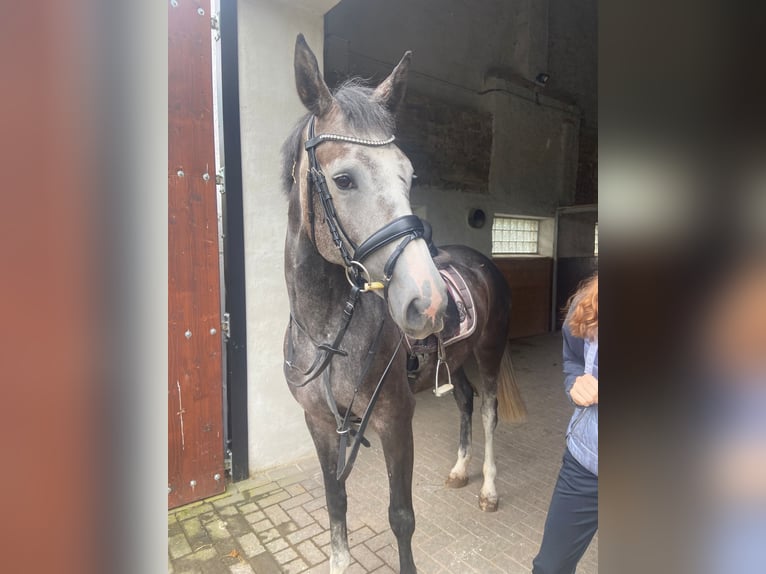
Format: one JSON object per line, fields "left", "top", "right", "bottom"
{"left": 562, "top": 322, "right": 585, "bottom": 402}
{"left": 562, "top": 322, "right": 599, "bottom": 406}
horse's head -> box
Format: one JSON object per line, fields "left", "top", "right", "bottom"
{"left": 284, "top": 34, "right": 447, "bottom": 339}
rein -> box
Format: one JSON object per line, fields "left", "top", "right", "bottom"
{"left": 285, "top": 116, "right": 429, "bottom": 480}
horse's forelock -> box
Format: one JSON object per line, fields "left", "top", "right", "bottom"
{"left": 332, "top": 79, "right": 395, "bottom": 135}
{"left": 280, "top": 79, "right": 395, "bottom": 195}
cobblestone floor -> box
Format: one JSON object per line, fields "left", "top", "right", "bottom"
{"left": 168, "top": 333, "right": 597, "bottom": 573}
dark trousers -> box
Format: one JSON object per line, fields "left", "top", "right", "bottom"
{"left": 532, "top": 447, "right": 598, "bottom": 574}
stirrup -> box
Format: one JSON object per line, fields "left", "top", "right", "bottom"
{"left": 433, "top": 338, "right": 453, "bottom": 397}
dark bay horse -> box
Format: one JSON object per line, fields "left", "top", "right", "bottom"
{"left": 280, "top": 35, "right": 525, "bottom": 574}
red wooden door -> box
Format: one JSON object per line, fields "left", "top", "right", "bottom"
{"left": 168, "top": 0, "right": 225, "bottom": 508}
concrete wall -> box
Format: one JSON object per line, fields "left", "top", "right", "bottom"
{"left": 237, "top": 0, "right": 339, "bottom": 472}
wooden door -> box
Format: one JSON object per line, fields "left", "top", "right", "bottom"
{"left": 493, "top": 258, "right": 553, "bottom": 339}
{"left": 168, "top": 0, "right": 225, "bottom": 508}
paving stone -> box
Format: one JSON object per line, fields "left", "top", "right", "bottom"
{"left": 255, "top": 490, "right": 291, "bottom": 508}
{"left": 169, "top": 533, "right": 193, "bottom": 559}
{"left": 229, "top": 475, "right": 270, "bottom": 493}
{"left": 250, "top": 518, "right": 274, "bottom": 534}
{"left": 281, "top": 491, "right": 313, "bottom": 510}
{"left": 241, "top": 482, "right": 280, "bottom": 499}
{"left": 375, "top": 544, "right": 400, "bottom": 570}
{"left": 204, "top": 519, "right": 231, "bottom": 541}
{"left": 282, "top": 557, "right": 309, "bottom": 574}
{"left": 275, "top": 520, "right": 299, "bottom": 537}
{"left": 218, "top": 506, "right": 239, "bottom": 518}
{"left": 212, "top": 493, "right": 245, "bottom": 509}
{"left": 181, "top": 517, "right": 205, "bottom": 540}
{"left": 171, "top": 546, "right": 219, "bottom": 573}
{"left": 236, "top": 502, "right": 258, "bottom": 515}
{"left": 213, "top": 538, "right": 239, "bottom": 561}
{"left": 301, "top": 496, "right": 327, "bottom": 513}
{"left": 287, "top": 522, "right": 324, "bottom": 545}
{"left": 243, "top": 510, "right": 266, "bottom": 525}
{"left": 264, "top": 503, "right": 291, "bottom": 525}
{"left": 346, "top": 564, "right": 367, "bottom": 574}
{"left": 350, "top": 543, "right": 384, "bottom": 571}
{"left": 265, "top": 537, "right": 289, "bottom": 554}
{"left": 309, "top": 509, "right": 330, "bottom": 529}
{"left": 365, "top": 531, "right": 396, "bottom": 552}
{"left": 227, "top": 562, "right": 254, "bottom": 574}
{"left": 273, "top": 546, "right": 299, "bottom": 565}
{"left": 278, "top": 472, "right": 310, "bottom": 488}
{"left": 296, "top": 539, "right": 326, "bottom": 566}
{"left": 369, "top": 565, "right": 396, "bottom": 574}
{"left": 236, "top": 533, "right": 265, "bottom": 558}
{"left": 249, "top": 550, "right": 282, "bottom": 572}
{"left": 258, "top": 527, "right": 281, "bottom": 544}
{"left": 175, "top": 503, "right": 215, "bottom": 521}
{"left": 223, "top": 514, "right": 251, "bottom": 537}
{"left": 311, "top": 530, "right": 331, "bottom": 549}
{"left": 285, "top": 483, "right": 307, "bottom": 497}
{"left": 348, "top": 525, "right": 375, "bottom": 546}
{"left": 286, "top": 506, "right": 315, "bottom": 528}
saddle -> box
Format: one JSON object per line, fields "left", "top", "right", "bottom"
{"left": 406, "top": 263, "right": 476, "bottom": 355}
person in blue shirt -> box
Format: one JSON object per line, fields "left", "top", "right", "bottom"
{"left": 533, "top": 273, "right": 598, "bottom": 574}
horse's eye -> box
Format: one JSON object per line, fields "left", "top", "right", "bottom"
{"left": 333, "top": 174, "right": 354, "bottom": 190}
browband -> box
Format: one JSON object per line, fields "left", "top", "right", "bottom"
{"left": 305, "top": 132, "right": 395, "bottom": 150}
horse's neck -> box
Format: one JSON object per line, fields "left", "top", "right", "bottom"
{"left": 284, "top": 228, "right": 350, "bottom": 339}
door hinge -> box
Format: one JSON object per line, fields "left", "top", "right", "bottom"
{"left": 211, "top": 14, "right": 220, "bottom": 41}
{"left": 221, "top": 312, "right": 231, "bottom": 341}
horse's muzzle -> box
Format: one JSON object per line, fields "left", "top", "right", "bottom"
{"left": 386, "top": 240, "right": 448, "bottom": 339}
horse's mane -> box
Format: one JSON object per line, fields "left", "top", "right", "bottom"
{"left": 280, "top": 78, "right": 396, "bottom": 194}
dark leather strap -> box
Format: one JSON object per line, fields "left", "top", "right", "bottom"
{"left": 353, "top": 214, "right": 424, "bottom": 264}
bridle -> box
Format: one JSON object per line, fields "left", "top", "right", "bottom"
{"left": 303, "top": 115, "right": 426, "bottom": 291}
{"left": 285, "top": 115, "right": 432, "bottom": 480}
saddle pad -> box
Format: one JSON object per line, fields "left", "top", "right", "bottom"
{"left": 406, "top": 265, "right": 476, "bottom": 354}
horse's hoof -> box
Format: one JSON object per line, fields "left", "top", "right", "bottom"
{"left": 445, "top": 474, "right": 469, "bottom": 488}
{"left": 479, "top": 494, "right": 498, "bottom": 512}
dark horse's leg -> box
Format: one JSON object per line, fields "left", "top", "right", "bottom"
{"left": 446, "top": 367, "right": 473, "bottom": 488}
{"left": 373, "top": 395, "right": 417, "bottom": 574}
{"left": 477, "top": 385, "right": 499, "bottom": 511}
{"left": 304, "top": 412, "right": 351, "bottom": 573}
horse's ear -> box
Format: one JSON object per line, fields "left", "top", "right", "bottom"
{"left": 294, "top": 34, "right": 333, "bottom": 117}
{"left": 372, "top": 51, "right": 412, "bottom": 114}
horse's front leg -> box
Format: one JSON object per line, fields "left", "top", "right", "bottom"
{"left": 373, "top": 398, "right": 417, "bottom": 574}
{"left": 446, "top": 367, "right": 473, "bottom": 488}
{"left": 304, "top": 412, "right": 351, "bottom": 573}
{"left": 478, "top": 389, "right": 500, "bottom": 511}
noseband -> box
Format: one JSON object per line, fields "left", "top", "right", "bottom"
{"left": 304, "top": 116, "right": 426, "bottom": 289}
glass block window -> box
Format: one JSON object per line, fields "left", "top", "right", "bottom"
{"left": 594, "top": 222, "right": 599, "bottom": 255}
{"left": 491, "top": 216, "right": 539, "bottom": 254}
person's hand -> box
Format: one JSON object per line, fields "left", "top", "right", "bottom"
{"left": 570, "top": 374, "right": 598, "bottom": 406}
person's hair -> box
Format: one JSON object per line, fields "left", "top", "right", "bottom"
{"left": 564, "top": 273, "right": 598, "bottom": 340}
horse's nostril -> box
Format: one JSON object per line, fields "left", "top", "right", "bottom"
{"left": 405, "top": 297, "right": 444, "bottom": 332}
{"left": 406, "top": 298, "right": 425, "bottom": 326}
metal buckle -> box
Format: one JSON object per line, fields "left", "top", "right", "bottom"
{"left": 345, "top": 261, "right": 384, "bottom": 292}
